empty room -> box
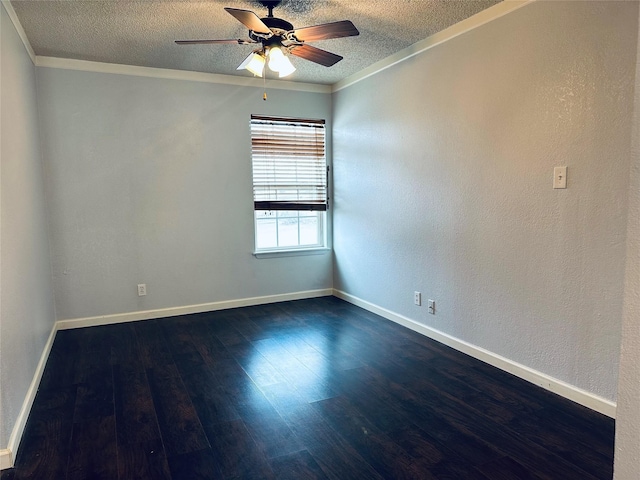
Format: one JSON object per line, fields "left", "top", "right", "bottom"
{"left": 1, "top": 0, "right": 638, "bottom": 479}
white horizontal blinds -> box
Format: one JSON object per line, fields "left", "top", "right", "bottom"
{"left": 251, "top": 115, "right": 327, "bottom": 211}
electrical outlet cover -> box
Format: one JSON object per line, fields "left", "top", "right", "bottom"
{"left": 414, "top": 291, "right": 421, "bottom": 306}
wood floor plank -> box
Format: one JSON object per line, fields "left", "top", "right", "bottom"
{"left": 353, "top": 365, "right": 506, "bottom": 466}
{"left": 226, "top": 341, "right": 286, "bottom": 388}
{"left": 327, "top": 367, "right": 416, "bottom": 433}
{"left": 166, "top": 448, "right": 223, "bottom": 479}
{"left": 134, "top": 320, "right": 175, "bottom": 369}
{"left": 180, "top": 368, "right": 241, "bottom": 428}
{"left": 113, "top": 362, "right": 173, "bottom": 480}
{"left": 427, "top": 355, "right": 544, "bottom": 414}
{"left": 109, "top": 322, "right": 141, "bottom": 367}
{"left": 259, "top": 381, "right": 308, "bottom": 418}
{"left": 405, "top": 373, "right": 603, "bottom": 479}
{"left": 75, "top": 326, "right": 112, "bottom": 358}
{"left": 203, "top": 419, "right": 276, "bottom": 479}
{"left": 526, "top": 404, "right": 615, "bottom": 458}
{"left": 73, "top": 364, "right": 114, "bottom": 422}
{"left": 210, "top": 316, "right": 250, "bottom": 347}
{"left": 269, "top": 450, "right": 329, "bottom": 480}
{"left": 114, "top": 363, "right": 162, "bottom": 446}
{"left": 283, "top": 404, "right": 384, "bottom": 480}
{"left": 146, "top": 364, "right": 210, "bottom": 457}
{"left": 388, "top": 425, "right": 491, "bottom": 480}
{"left": 230, "top": 315, "right": 272, "bottom": 342}
{"left": 116, "top": 440, "right": 172, "bottom": 480}
{"left": 66, "top": 415, "right": 118, "bottom": 480}
{"left": 12, "top": 387, "right": 76, "bottom": 480}
{"left": 505, "top": 407, "right": 614, "bottom": 479}
{"left": 203, "top": 354, "right": 305, "bottom": 460}
{"left": 13, "top": 418, "right": 73, "bottom": 480}
{"left": 253, "top": 338, "right": 337, "bottom": 403}
{"left": 38, "top": 331, "right": 80, "bottom": 390}
{"left": 159, "top": 316, "right": 205, "bottom": 361}
{"left": 289, "top": 329, "right": 364, "bottom": 371}
{"left": 214, "top": 358, "right": 276, "bottom": 417}
{"left": 172, "top": 350, "right": 208, "bottom": 380}
{"left": 189, "top": 324, "right": 235, "bottom": 369}
{"left": 476, "top": 456, "right": 540, "bottom": 480}
{"left": 401, "top": 361, "right": 536, "bottom": 435}
{"left": 235, "top": 403, "right": 303, "bottom": 460}
{"left": 313, "top": 395, "right": 424, "bottom": 479}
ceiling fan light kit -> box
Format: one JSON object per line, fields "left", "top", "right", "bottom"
{"left": 176, "top": 0, "right": 359, "bottom": 80}
{"left": 237, "top": 51, "right": 266, "bottom": 77}
{"left": 267, "top": 46, "right": 296, "bottom": 77}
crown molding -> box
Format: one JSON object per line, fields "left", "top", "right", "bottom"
{"left": 35, "top": 56, "right": 332, "bottom": 93}
{"left": 1, "top": 0, "right": 36, "bottom": 64}
{"left": 6, "top": 0, "right": 533, "bottom": 95}
{"left": 332, "top": 0, "right": 534, "bottom": 92}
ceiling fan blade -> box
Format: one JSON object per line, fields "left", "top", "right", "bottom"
{"left": 175, "top": 39, "right": 256, "bottom": 45}
{"left": 224, "top": 8, "right": 272, "bottom": 35}
{"left": 290, "top": 44, "right": 343, "bottom": 67}
{"left": 291, "top": 20, "right": 359, "bottom": 42}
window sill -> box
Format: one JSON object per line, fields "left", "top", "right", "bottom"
{"left": 253, "top": 248, "right": 331, "bottom": 259}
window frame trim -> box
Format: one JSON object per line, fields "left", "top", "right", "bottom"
{"left": 250, "top": 115, "right": 328, "bottom": 253}
{"left": 252, "top": 247, "right": 331, "bottom": 259}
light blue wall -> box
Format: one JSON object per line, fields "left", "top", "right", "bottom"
{"left": 614, "top": 5, "right": 640, "bottom": 478}
{"left": 0, "top": 4, "right": 56, "bottom": 448}
{"left": 3, "top": 0, "right": 639, "bottom": 465}
{"left": 36, "top": 68, "right": 333, "bottom": 320}
{"left": 332, "top": 0, "right": 638, "bottom": 401}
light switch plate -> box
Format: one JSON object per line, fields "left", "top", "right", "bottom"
{"left": 554, "top": 166, "right": 567, "bottom": 189}
{"left": 428, "top": 299, "right": 435, "bottom": 314}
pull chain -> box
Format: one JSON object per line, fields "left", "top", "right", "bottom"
{"left": 263, "top": 73, "right": 267, "bottom": 101}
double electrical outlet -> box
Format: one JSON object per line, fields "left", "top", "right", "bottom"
{"left": 414, "top": 291, "right": 435, "bottom": 314}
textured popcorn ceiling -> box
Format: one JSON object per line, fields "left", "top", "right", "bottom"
{"left": 10, "top": 0, "right": 502, "bottom": 85}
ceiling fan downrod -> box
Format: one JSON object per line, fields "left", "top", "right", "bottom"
{"left": 258, "top": 0, "right": 281, "bottom": 18}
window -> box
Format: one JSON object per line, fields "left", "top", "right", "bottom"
{"left": 251, "top": 115, "right": 328, "bottom": 252}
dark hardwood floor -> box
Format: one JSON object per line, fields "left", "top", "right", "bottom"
{"left": 1, "top": 297, "right": 614, "bottom": 479}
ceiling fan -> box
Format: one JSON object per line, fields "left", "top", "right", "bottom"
{"left": 175, "top": 0, "right": 359, "bottom": 78}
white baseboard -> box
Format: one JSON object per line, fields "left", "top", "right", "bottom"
{"left": 4, "top": 322, "right": 59, "bottom": 469}
{"left": 56, "top": 289, "right": 334, "bottom": 330}
{"left": 333, "top": 289, "right": 617, "bottom": 419}
{"left": 0, "top": 449, "right": 12, "bottom": 471}
{"left": 6, "top": 286, "right": 613, "bottom": 472}
{"left": 4, "top": 289, "right": 332, "bottom": 468}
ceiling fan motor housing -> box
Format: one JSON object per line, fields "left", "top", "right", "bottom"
{"left": 249, "top": 16, "right": 296, "bottom": 49}
{"left": 261, "top": 16, "right": 293, "bottom": 31}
